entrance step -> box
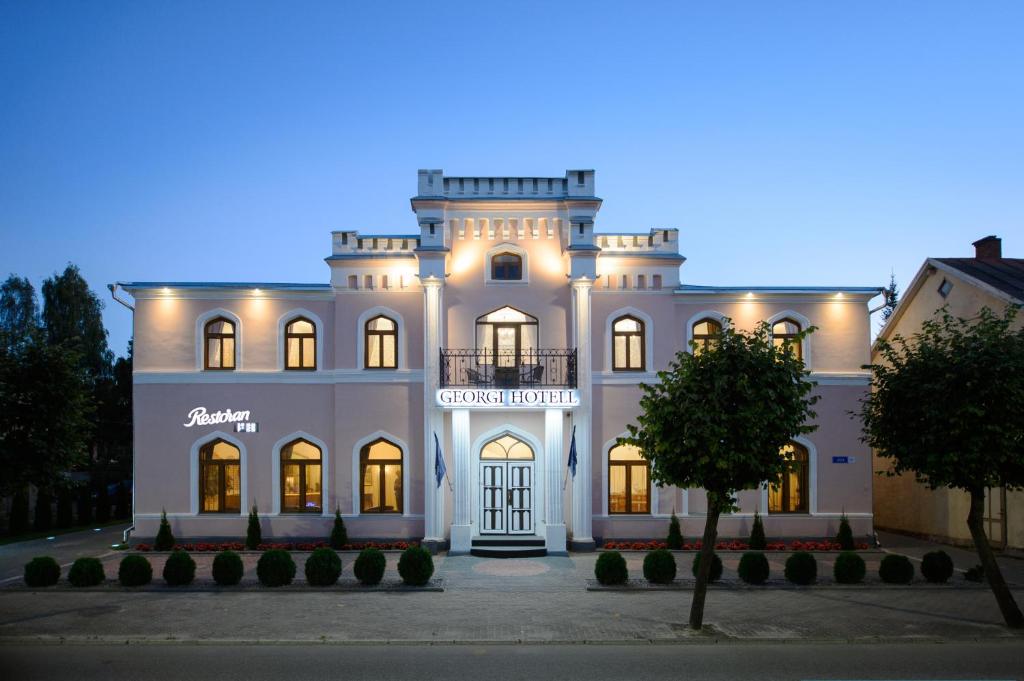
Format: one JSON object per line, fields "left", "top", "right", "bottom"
{"left": 470, "top": 536, "right": 547, "bottom": 558}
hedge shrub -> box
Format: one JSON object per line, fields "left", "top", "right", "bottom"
{"left": 329, "top": 508, "right": 348, "bottom": 549}
{"left": 245, "top": 505, "right": 262, "bottom": 550}
{"left": 163, "top": 550, "right": 196, "bottom": 586}
{"left": 833, "top": 551, "right": 865, "bottom": 584}
{"left": 666, "top": 513, "right": 683, "bottom": 550}
{"left": 784, "top": 551, "right": 817, "bottom": 585}
{"left": 398, "top": 546, "right": 434, "bottom": 586}
{"left": 118, "top": 555, "right": 153, "bottom": 587}
{"left": 305, "top": 548, "right": 342, "bottom": 586}
{"left": 595, "top": 551, "right": 628, "bottom": 585}
{"left": 965, "top": 564, "right": 985, "bottom": 583}
{"left": 879, "top": 554, "right": 914, "bottom": 584}
{"left": 691, "top": 552, "right": 723, "bottom": 582}
{"left": 354, "top": 547, "right": 386, "bottom": 585}
{"left": 68, "top": 557, "right": 105, "bottom": 587}
{"left": 749, "top": 512, "right": 767, "bottom": 551}
{"left": 212, "top": 550, "right": 244, "bottom": 586}
{"left": 737, "top": 551, "right": 770, "bottom": 585}
{"left": 257, "top": 549, "right": 296, "bottom": 587}
{"left": 154, "top": 510, "right": 175, "bottom": 551}
{"left": 643, "top": 549, "right": 677, "bottom": 584}
{"left": 921, "top": 550, "right": 954, "bottom": 584}
{"left": 24, "top": 556, "right": 61, "bottom": 587}
{"left": 835, "top": 514, "right": 855, "bottom": 551}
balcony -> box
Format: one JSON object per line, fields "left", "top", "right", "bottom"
{"left": 440, "top": 349, "right": 578, "bottom": 389}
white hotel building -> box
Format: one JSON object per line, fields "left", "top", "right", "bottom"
{"left": 120, "top": 169, "right": 880, "bottom": 555}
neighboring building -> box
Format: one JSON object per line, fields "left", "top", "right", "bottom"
{"left": 118, "top": 169, "right": 880, "bottom": 555}
{"left": 873, "top": 236, "right": 1024, "bottom": 551}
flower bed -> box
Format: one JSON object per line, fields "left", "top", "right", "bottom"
{"left": 601, "top": 540, "right": 870, "bottom": 551}
{"left": 134, "top": 540, "right": 418, "bottom": 552}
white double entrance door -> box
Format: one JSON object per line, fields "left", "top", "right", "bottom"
{"left": 479, "top": 461, "right": 534, "bottom": 534}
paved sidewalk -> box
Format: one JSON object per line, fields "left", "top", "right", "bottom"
{"left": 0, "top": 524, "right": 130, "bottom": 582}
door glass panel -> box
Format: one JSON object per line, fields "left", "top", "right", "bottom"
{"left": 476, "top": 325, "right": 494, "bottom": 364}
{"left": 202, "top": 465, "right": 220, "bottom": 512}
{"left": 282, "top": 463, "right": 300, "bottom": 512}
{"left": 787, "top": 469, "right": 803, "bottom": 512}
{"left": 630, "top": 465, "right": 649, "bottom": 512}
{"left": 383, "top": 464, "right": 401, "bottom": 512}
{"left": 361, "top": 464, "right": 379, "bottom": 512}
{"left": 768, "top": 483, "right": 782, "bottom": 513}
{"left": 304, "top": 464, "right": 322, "bottom": 511}
{"left": 609, "top": 465, "right": 626, "bottom": 513}
{"left": 224, "top": 464, "right": 241, "bottom": 512}
{"left": 520, "top": 325, "right": 537, "bottom": 358}
{"left": 496, "top": 326, "right": 517, "bottom": 367}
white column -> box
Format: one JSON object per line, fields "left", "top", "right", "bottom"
{"left": 571, "top": 279, "right": 595, "bottom": 549}
{"left": 422, "top": 278, "right": 446, "bottom": 546}
{"left": 450, "top": 408, "right": 472, "bottom": 553}
{"left": 544, "top": 408, "right": 567, "bottom": 553}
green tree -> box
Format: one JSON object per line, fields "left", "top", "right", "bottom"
{"left": 623, "top": 320, "right": 817, "bottom": 629}
{"left": 245, "top": 504, "right": 262, "bottom": 549}
{"left": 0, "top": 275, "right": 40, "bottom": 350}
{"left": 881, "top": 272, "right": 899, "bottom": 323}
{"left": 861, "top": 305, "right": 1024, "bottom": 628}
{"left": 0, "top": 332, "right": 92, "bottom": 497}
{"left": 41, "top": 264, "right": 112, "bottom": 380}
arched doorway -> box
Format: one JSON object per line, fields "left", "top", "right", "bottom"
{"left": 479, "top": 433, "right": 535, "bottom": 534}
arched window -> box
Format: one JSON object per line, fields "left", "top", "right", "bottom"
{"left": 491, "top": 252, "right": 522, "bottom": 280}
{"left": 364, "top": 315, "right": 397, "bottom": 369}
{"left": 280, "top": 439, "right": 322, "bottom": 513}
{"left": 360, "top": 438, "right": 403, "bottom": 513}
{"left": 612, "top": 315, "right": 645, "bottom": 371}
{"left": 481, "top": 434, "right": 535, "bottom": 460}
{"left": 204, "top": 317, "right": 236, "bottom": 370}
{"left": 769, "top": 442, "right": 809, "bottom": 514}
{"left": 284, "top": 317, "right": 316, "bottom": 370}
{"left": 608, "top": 444, "right": 650, "bottom": 514}
{"left": 691, "top": 318, "right": 722, "bottom": 355}
{"left": 199, "top": 439, "right": 241, "bottom": 513}
{"left": 772, "top": 318, "right": 803, "bottom": 360}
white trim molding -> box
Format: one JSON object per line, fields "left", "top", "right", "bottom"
{"left": 603, "top": 306, "right": 655, "bottom": 373}
{"left": 133, "top": 369, "right": 424, "bottom": 384}
{"left": 684, "top": 309, "right": 731, "bottom": 352}
{"left": 269, "top": 431, "right": 331, "bottom": 516}
{"left": 484, "top": 242, "right": 530, "bottom": 286}
{"left": 600, "top": 432, "right": 660, "bottom": 518}
{"left": 195, "top": 307, "right": 242, "bottom": 371}
{"left": 355, "top": 306, "right": 407, "bottom": 370}
{"left": 276, "top": 308, "right": 326, "bottom": 372}
{"left": 350, "top": 430, "right": 412, "bottom": 517}
{"left": 766, "top": 309, "right": 813, "bottom": 370}
{"left": 189, "top": 430, "right": 248, "bottom": 516}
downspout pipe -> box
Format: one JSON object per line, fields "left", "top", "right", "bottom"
{"left": 108, "top": 284, "right": 135, "bottom": 545}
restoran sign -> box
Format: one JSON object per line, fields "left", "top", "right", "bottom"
{"left": 436, "top": 389, "right": 580, "bottom": 409}
{"left": 183, "top": 407, "right": 259, "bottom": 433}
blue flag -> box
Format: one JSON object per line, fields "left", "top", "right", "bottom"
{"left": 567, "top": 425, "right": 577, "bottom": 478}
{"left": 434, "top": 432, "right": 447, "bottom": 489}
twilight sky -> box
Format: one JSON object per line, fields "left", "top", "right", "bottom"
{"left": 1, "top": 1, "right": 1022, "bottom": 357}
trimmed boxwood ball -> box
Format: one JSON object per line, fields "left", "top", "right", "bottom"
{"left": 643, "top": 549, "right": 677, "bottom": 584}
{"left": 964, "top": 564, "right": 985, "bottom": 583}
{"left": 257, "top": 549, "right": 296, "bottom": 587}
{"left": 212, "top": 550, "right": 244, "bottom": 586}
{"left": 398, "top": 546, "right": 434, "bottom": 586}
{"left": 24, "top": 556, "right": 61, "bottom": 587}
{"left": 354, "top": 547, "right": 387, "bottom": 585}
{"left": 118, "top": 554, "right": 153, "bottom": 587}
{"left": 737, "top": 551, "right": 770, "bottom": 585}
{"left": 595, "top": 551, "right": 628, "bottom": 585}
{"left": 833, "top": 551, "right": 866, "bottom": 584}
{"left": 921, "top": 550, "right": 954, "bottom": 584}
{"left": 691, "top": 552, "right": 723, "bottom": 582}
{"left": 304, "top": 547, "right": 342, "bottom": 586}
{"left": 68, "top": 557, "right": 105, "bottom": 587}
{"left": 879, "top": 554, "right": 914, "bottom": 584}
{"left": 784, "top": 551, "right": 817, "bottom": 585}
{"left": 163, "top": 550, "right": 196, "bottom": 586}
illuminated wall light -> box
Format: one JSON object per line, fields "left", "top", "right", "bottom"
{"left": 745, "top": 292, "right": 755, "bottom": 299}
{"left": 834, "top": 292, "right": 844, "bottom": 299}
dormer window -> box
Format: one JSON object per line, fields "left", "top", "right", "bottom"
{"left": 491, "top": 252, "right": 522, "bottom": 281}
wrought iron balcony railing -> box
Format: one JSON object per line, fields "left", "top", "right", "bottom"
{"left": 440, "top": 349, "right": 578, "bottom": 389}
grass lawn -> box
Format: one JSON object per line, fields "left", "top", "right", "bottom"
{"left": 0, "top": 519, "right": 128, "bottom": 546}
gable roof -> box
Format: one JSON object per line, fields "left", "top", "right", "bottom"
{"left": 933, "top": 258, "right": 1024, "bottom": 303}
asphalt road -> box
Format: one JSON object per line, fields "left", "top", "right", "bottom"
{"left": 1, "top": 642, "right": 1022, "bottom": 681}
{"left": 0, "top": 524, "right": 130, "bottom": 582}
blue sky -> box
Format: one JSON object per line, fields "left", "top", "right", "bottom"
{"left": 1, "top": 1, "right": 1021, "bottom": 357}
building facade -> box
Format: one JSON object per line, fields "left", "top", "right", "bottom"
{"left": 122, "top": 169, "right": 880, "bottom": 554}
{"left": 873, "top": 236, "right": 1024, "bottom": 551}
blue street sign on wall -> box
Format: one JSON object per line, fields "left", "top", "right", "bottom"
{"left": 832, "top": 456, "right": 854, "bottom": 464}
